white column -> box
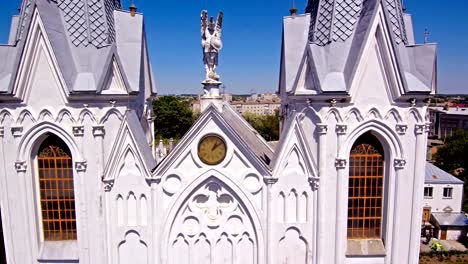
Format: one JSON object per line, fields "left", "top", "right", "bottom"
{"left": 103, "top": 181, "right": 114, "bottom": 264}
{"left": 264, "top": 177, "right": 278, "bottom": 264}
{"left": 0, "top": 127, "right": 14, "bottom": 263}
{"left": 334, "top": 124, "right": 347, "bottom": 264}
{"left": 316, "top": 123, "right": 327, "bottom": 264}
{"left": 92, "top": 126, "right": 107, "bottom": 263}
{"left": 150, "top": 181, "right": 159, "bottom": 264}
{"left": 75, "top": 161, "right": 89, "bottom": 264}
{"left": 408, "top": 124, "right": 426, "bottom": 264}
{"left": 390, "top": 158, "right": 406, "bottom": 263}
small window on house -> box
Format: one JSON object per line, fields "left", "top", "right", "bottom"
{"left": 443, "top": 187, "right": 453, "bottom": 199}
{"left": 37, "top": 135, "right": 76, "bottom": 241}
{"left": 424, "top": 187, "right": 433, "bottom": 198}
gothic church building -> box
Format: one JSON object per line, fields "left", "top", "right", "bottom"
{"left": 0, "top": 0, "right": 436, "bottom": 264}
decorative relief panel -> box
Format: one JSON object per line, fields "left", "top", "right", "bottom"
{"left": 278, "top": 228, "right": 307, "bottom": 264}
{"left": 115, "top": 192, "right": 148, "bottom": 227}
{"left": 277, "top": 189, "right": 309, "bottom": 223}
{"left": 167, "top": 178, "right": 258, "bottom": 264}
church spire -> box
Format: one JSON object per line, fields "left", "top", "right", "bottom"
{"left": 305, "top": 0, "right": 408, "bottom": 46}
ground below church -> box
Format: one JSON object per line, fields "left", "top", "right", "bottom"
{"left": 419, "top": 253, "right": 468, "bottom": 263}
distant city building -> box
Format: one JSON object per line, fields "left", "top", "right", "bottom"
{"left": 246, "top": 92, "right": 280, "bottom": 102}
{"left": 230, "top": 101, "right": 280, "bottom": 116}
{"left": 429, "top": 107, "right": 468, "bottom": 139}
{"left": 422, "top": 163, "right": 467, "bottom": 240}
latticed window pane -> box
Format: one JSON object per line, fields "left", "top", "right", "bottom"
{"left": 37, "top": 136, "right": 76, "bottom": 241}
{"left": 347, "top": 134, "right": 384, "bottom": 239}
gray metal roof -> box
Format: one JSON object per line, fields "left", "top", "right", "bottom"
{"left": 220, "top": 103, "right": 274, "bottom": 168}
{"left": 0, "top": 0, "right": 156, "bottom": 97}
{"left": 432, "top": 212, "right": 468, "bottom": 227}
{"left": 425, "top": 162, "right": 464, "bottom": 185}
{"left": 280, "top": 0, "right": 437, "bottom": 95}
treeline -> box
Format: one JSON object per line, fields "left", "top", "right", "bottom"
{"left": 152, "top": 96, "right": 280, "bottom": 142}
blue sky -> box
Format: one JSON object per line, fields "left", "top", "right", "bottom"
{"left": 1, "top": 0, "right": 467, "bottom": 95}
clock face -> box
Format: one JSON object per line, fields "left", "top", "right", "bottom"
{"left": 198, "top": 134, "right": 227, "bottom": 165}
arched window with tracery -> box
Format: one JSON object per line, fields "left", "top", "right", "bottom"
{"left": 347, "top": 133, "right": 384, "bottom": 239}
{"left": 37, "top": 134, "right": 76, "bottom": 241}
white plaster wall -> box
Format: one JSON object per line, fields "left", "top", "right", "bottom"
{"left": 279, "top": 8, "right": 430, "bottom": 264}
{"left": 0, "top": 16, "right": 154, "bottom": 263}
{"left": 423, "top": 184, "right": 464, "bottom": 213}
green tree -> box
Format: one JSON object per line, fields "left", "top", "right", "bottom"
{"left": 434, "top": 130, "right": 468, "bottom": 211}
{"left": 153, "top": 96, "right": 194, "bottom": 140}
{"left": 243, "top": 111, "right": 280, "bottom": 141}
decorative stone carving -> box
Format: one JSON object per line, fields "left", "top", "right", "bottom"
{"left": 243, "top": 173, "right": 262, "bottom": 194}
{"left": 72, "top": 126, "right": 84, "bottom": 137}
{"left": 394, "top": 159, "right": 406, "bottom": 170}
{"left": 168, "top": 178, "right": 258, "bottom": 263}
{"left": 15, "top": 161, "right": 27, "bottom": 172}
{"left": 11, "top": 126, "right": 23, "bottom": 138}
{"left": 92, "top": 125, "right": 105, "bottom": 137}
{"left": 162, "top": 174, "right": 182, "bottom": 195}
{"left": 335, "top": 158, "right": 347, "bottom": 169}
{"left": 201, "top": 10, "right": 223, "bottom": 83}
{"left": 335, "top": 124, "right": 347, "bottom": 135}
{"left": 264, "top": 177, "right": 278, "bottom": 186}
{"left": 189, "top": 183, "right": 237, "bottom": 228}
{"left": 75, "top": 161, "right": 87, "bottom": 172}
{"left": 308, "top": 177, "right": 320, "bottom": 191}
{"left": 317, "top": 124, "right": 328, "bottom": 135}
{"left": 329, "top": 98, "right": 337, "bottom": 107}
{"left": 395, "top": 124, "right": 408, "bottom": 135}
{"left": 425, "top": 123, "right": 431, "bottom": 133}
{"left": 103, "top": 180, "right": 114, "bottom": 192}
{"left": 0, "top": 126, "right": 4, "bottom": 138}
{"left": 415, "top": 124, "right": 425, "bottom": 135}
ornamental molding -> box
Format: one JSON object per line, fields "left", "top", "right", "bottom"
{"left": 415, "top": 124, "right": 425, "bottom": 135}
{"left": 425, "top": 123, "right": 431, "bottom": 133}
{"left": 72, "top": 126, "right": 84, "bottom": 137}
{"left": 11, "top": 126, "right": 23, "bottom": 138}
{"left": 395, "top": 124, "right": 408, "bottom": 135}
{"left": 297, "top": 113, "right": 306, "bottom": 123}
{"left": 317, "top": 124, "right": 328, "bottom": 135}
{"left": 103, "top": 180, "right": 114, "bottom": 192}
{"left": 264, "top": 177, "right": 278, "bottom": 186}
{"left": 15, "top": 161, "right": 27, "bottom": 172}
{"left": 75, "top": 161, "right": 87, "bottom": 172}
{"left": 394, "top": 159, "right": 406, "bottom": 170}
{"left": 335, "top": 124, "right": 347, "bottom": 135}
{"left": 335, "top": 158, "right": 347, "bottom": 169}
{"left": 308, "top": 177, "right": 320, "bottom": 191}
{"left": 0, "top": 127, "right": 4, "bottom": 138}
{"left": 92, "top": 125, "right": 105, "bottom": 137}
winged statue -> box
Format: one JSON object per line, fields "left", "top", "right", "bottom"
{"left": 201, "top": 10, "right": 223, "bottom": 83}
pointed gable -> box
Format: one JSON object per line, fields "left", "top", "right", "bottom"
{"left": 280, "top": 0, "right": 437, "bottom": 98}
{"left": 272, "top": 112, "right": 317, "bottom": 177}
{"left": 103, "top": 110, "right": 156, "bottom": 182}
{"left": 0, "top": 0, "right": 155, "bottom": 98}
{"left": 154, "top": 103, "right": 274, "bottom": 177}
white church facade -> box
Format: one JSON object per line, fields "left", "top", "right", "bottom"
{"left": 0, "top": 0, "right": 437, "bottom": 264}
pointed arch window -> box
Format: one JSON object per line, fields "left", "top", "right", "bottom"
{"left": 347, "top": 133, "right": 384, "bottom": 239}
{"left": 37, "top": 135, "right": 76, "bottom": 241}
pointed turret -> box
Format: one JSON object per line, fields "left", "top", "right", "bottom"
{"left": 279, "top": 0, "right": 436, "bottom": 100}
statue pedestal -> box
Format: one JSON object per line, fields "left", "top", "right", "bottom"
{"left": 201, "top": 81, "right": 223, "bottom": 112}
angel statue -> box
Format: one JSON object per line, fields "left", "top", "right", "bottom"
{"left": 201, "top": 10, "right": 223, "bottom": 83}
